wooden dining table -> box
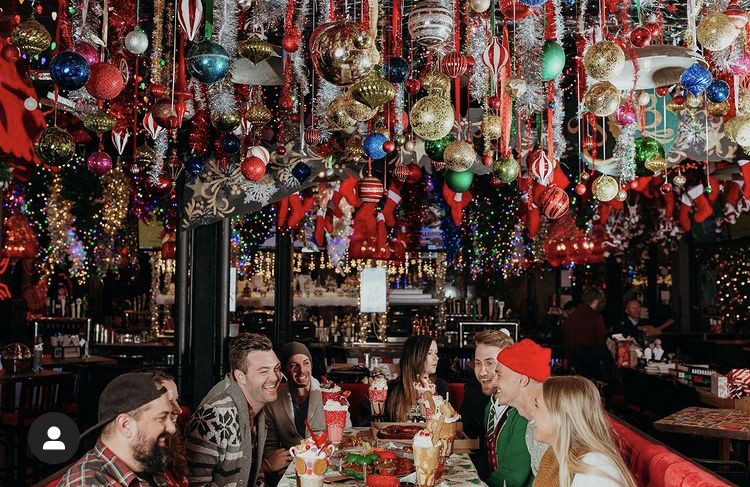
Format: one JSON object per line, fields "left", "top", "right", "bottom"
{"left": 41, "top": 355, "right": 117, "bottom": 367}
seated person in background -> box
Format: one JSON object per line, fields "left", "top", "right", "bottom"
{"left": 58, "top": 373, "right": 176, "bottom": 486}
{"left": 532, "top": 376, "right": 636, "bottom": 487}
{"left": 613, "top": 298, "right": 675, "bottom": 341}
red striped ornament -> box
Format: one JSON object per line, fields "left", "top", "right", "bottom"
{"left": 441, "top": 52, "right": 468, "bottom": 78}
{"left": 482, "top": 37, "right": 509, "bottom": 80}
{"left": 112, "top": 129, "right": 129, "bottom": 155}
{"left": 359, "top": 176, "right": 384, "bottom": 203}
{"left": 304, "top": 127, "right": 322, "bottom": 146}
{"left": 529, "top": 149, "right": 555, "bottom": 185}
{"left": 143, "top": 111, "right": 165, "bottom": 139}
{"left": 539, "top": 186, "right": 570, "bottom": 219}
{"left": 393, "top": 165, "right": 411, "bottom": 182}
{"left": 178, "top": 0, "right": 204, "bottom": 41}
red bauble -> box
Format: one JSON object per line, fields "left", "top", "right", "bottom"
{"left": 499, "top": 0, "right": 534, "bottom": 20}
{"left": 393, "top": 165, "right": 410, "bottom": 182}
{"left": 465, "top": 56, "right": 475, "bottom": 68}
{"left": 488, "top": 96, "right": 502, "bottom": 109}
{"left": 660, "top": 182, "right": 673, "bottom": 194}
{"left": 629, "top": 180, "right": 639, "bottom": 189}
{"left": 279, "top": 93, "right": 294, "bottom": 110}
{"left": 240, "top": 156, "right": 267, "bottom": 181}
{"left": 315, "top": 141, "right": 332, "bottom": 158}
{"left": 290, "top": 113, "right": 301, "bottom": 122}
{"left": 405, "top": 79, "right": 421, "bottom": 94}
{"left": 482, "top": 154, "right": 493, "bottom": 166}
{"left": 389, "top": 110, "right": 409, "bottom": 129}
{"left": 276, "top": 146, "right": 287, "bottom": 155}
{"left": 152, "top": 101, "right": 178, "bottom": 129}
{"left": 406, "top": 163, "right": 423, "bottom": 184}
{"left": 2, "top": 44, "right": 20, "bottom": 62}
{"left": 575, "top": 183, "right": 587, "bottom": 195}
{"left": 359, "top": 176, "right": 384, "bottom": 203}
{"left": 148, "top": 173, "right": 173, "bottom": 199}
{"left": 656, "top": 86, "right": 670, "bottom": 96}
{"left": 646, "top": 23, "right": 662, "bottom": 38}
{"left": 441, "top": 52, "right": 468, "bottom": 78}
{"left": 383, "top": 141, "right": 396, "bottom": 153}
{"left": 282, "top": 28, "right": 301, "bottom": 52}
{"left": 86, "top": 62, "right": 125, "bottom": 100}
{"left": 539, "top": 186, "right": 570, "bottom": 219}
{"left": 304, "top": 127, "right": 322, "bottom": 146}
{"left": 630, "top": 26, "right": 652, "bottom": 48}
{"left": 672, "top": 94, "right": 685, "bottom": 105}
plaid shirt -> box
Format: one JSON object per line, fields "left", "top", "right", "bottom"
{"left": 57, "top": 439, "right": 171, "bottom": 487}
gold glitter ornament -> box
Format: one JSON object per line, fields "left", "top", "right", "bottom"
{"left": 686, "top": 93, "right": 704, "bottom": 108}
{"left": 35, "top": 126, "right": 75, "bottom": 166}
{"left": 583, "top": 41, "right": 625, "bottom": 80}
{"left": 492, "top": 154, "right": 520, "bottom": 183}
{"left": 211, "top": 110, "right": 242, "bottom": 132}
{"left": 666, "top": 99, "right": 685, "bottom": 112}
{"left": 738, "top": 90, "right": 750, "bottom": 115}
{"left": 326, "top": 96, "right": 357, "bottom": 129}
{"left": 422, "top": 71, "right": 451, "bottom": 97}
{"left": 83, "top": 109, "right": 116, "bottom": 135}
{"left": 238, "top": 35, "right": 273, "bottom": 64}
{"left": 344, "top": 94, "right": 377, "bottom": 121}
{"left": 731, "top": 116, "right": 750, "bottom": 147}
{"left": 135, "top": 145, "right": 157, "bottom": 166}
{"left": 481, "top": 114, "right": 502, "bottom": 140}
{"left": 12, "top": 16, "right": 51, "bottom": 57}
{"left": 584, "top": 81, "right": 621, "bottom": 117}
{"left": 343, "top": 136, "right": 367, "bottom": 162}
{"left": 443, "top": 141, "right": 476, "bottom": 171}
{"left": 351, "top": 72, "right": 395, "bottom": 109}
{"left": 644, "top": 156, "right": 668, "bottom": 173}
{"left": 246, "top": 103, "right": 272, "bottom": 130}
{"left": 707, "top": 100, "right": 730, "bottom": 117}
{"left": 591, "top": 174, "right": 619, "bottom": 202}
{"left": 410, "top": 95, "right": 455, "bottom": 141}
{"left": 697, "top": 13, "right": 739, "bottom": 51}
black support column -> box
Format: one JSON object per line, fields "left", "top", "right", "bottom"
{"left": 605, "top": 256, "right": 624, "bottom": 327}
{"left": 174, "top": 175, "right": 190, "bottom": 401}
{"left": 273, "top": 227, "right": 293, "bottom": 346}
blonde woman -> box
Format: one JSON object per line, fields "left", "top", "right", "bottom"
{"left": 532, "top": 376, "right": 636, "bottom": 487}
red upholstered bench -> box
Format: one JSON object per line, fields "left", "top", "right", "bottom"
{"left": 609, "top": 416, "right": 733, "bottom": 487}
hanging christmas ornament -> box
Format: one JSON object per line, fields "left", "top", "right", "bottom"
{"left": 135, "top": 145, "right": 157, "bottom": 171}
{"left": 696, "top": 13, "right": 740, "bottom": 51}
{"left": 644, "top": 156, "right": 668, "bottom": 173}
{"left": 344, "top": 94, "right": 378, "bottom": 122}
{"left": 327, "top": 97, "right": 358, "bottom": 129}
{"left": 363, "top": 133, "right": 390, "bottom": 159}
{"left": 351, "top": 72, "right": 396, "bottom": 109}
{"left": 310, "top": 22, "right": 374, "bottom": 86}
{"left": 359, "top": 176, "right": 384, "bottom": 202}
{"left": 445, "top": 169, "right": 475, "bottom": 192}
{"left": 385, "top": 57, "right": 410, "bottom": 83}
{"left": 220, "top": 134, "right": 241, "bottom": 153}
{"left": 539, "top": 186, "right": 569, "bottom": 219}
{"left": 706, "top": 80, "right": 730, "bottom": 103}
{"left": 83, "top": 109, "right": 116, "bottom": 135}
{"left": 529, "top": 149, "right": 555, "bottom": 184}
{"left": 591, "top": 174, "right": 619, "bottom": 201}
{"left": 493, "top": 155, "right": 520, "bottom": 183}
{"left": 143, "top": 111, "right": 165, "bottom": 139}
{"left": 672, "top": 174, "right": 686, "bottom": 187}
{"left": 35, "top": 126, "right": 75, "bottom": 166}
{"left": 444, "top": 141, "right": 476, "bottom": 171}
{"left": 87, "top": 151, "right": 113, "bottom": 175}
{"left": 187, "top": 40, "right": 231, "bottom": 84}
{"left": 425, "top": 134, "right": 455, "bottom": 161}
{"left": 707, "top": 100, "right": 730, "bottom": 117}
{"left": 575, "top": 183, "right": 587, "bottom": 195}
{"left": 152, "top": 102, "right": 179, "bottom": 129}
{"left": 614, "top": 104, "right": 637, "bottom": 126}
{"left": 442, "top": 52, "right": 469, "bottom": 78}
{"left": 238, "top": 35, "right": 273, "bottom": 64}
{"left": 422, "top": 71, "right": 452, "bottom": 97}
{"left": 74, "top": 42, "right": 98, "bottom": 66}
{"left": 680, "top": 63, "right": 712, "bottom": 97}
{"left": 247, "top": 146, "right": 270, "bottom": 165}
{"left": 482, "top": 114, "right": 503, "bottom": 140}
{"left": 406, "top": 164, "right": 423, "bottom": 184}
{"left": 394, "top": 165, "right": 411, "bottom": 182}
{"left": 11, "top": 17, "right": 51, "bottom": 56}
{"left": 246, "top": 103, "right": 272, "bottom": 130}
{"left": 499, "top": 0, "right": 534, "bottom": 18}
{"left": 86, "top": 62, "right": 125, "bottom": 100}
{"left": 584, "top": 81, "right": 621, "bottom": 117}
{"left": 482, "top": 37, "right": 510, "bottom": 82}
{"left": 125, "top": 28, "right": 150, "bottom": 55}
{"left": 630, "top": 26, "right": 652, "bottom": 48}
{"left": 431, "top": 160, "right": 447, "bottom": 172}
{"left": 408, "top": 1, "right": 454, "bottom": 47}
{"left": 583, "top": 41, "right": 625, "bottom": 80}
{"left": 410, "top": 96, "right": 455, "bottom": 140}
{"left": 471, "top": 0, "right": 491, "bottom": 12}
{"left": 148, "top": 173, "right": 173, "bottom": 199}
{"left": 686, "top": 92, "right": 704, "bottom": 108}
{"left": 49, "top": 51, "right": 90, "bottom": 90}
{"left": 660, "top": 182, "right": 673, "bottom": 194}
{"left": 616, "top": 189, "right": 628, "bottom": 202}
{"left": 637, "top": 91, "right": 651, "bottom": 106}
{"left": 112, "top": 130, "right": 130, "bottom": 155}
{"left": 282, "top": 28, "right": 302, "bottom": 52}
{"left": 292, "top": 162, "right": 311, "bottom": 182}
{"left": 304, "top": 127, "right": 322, "bottom": 146}
{"left": 634, "top": 136, "right": 665, "bottom": 176}
{"left": 185, "top": 156, "right": 205, "bottom": 177}
{"left": 178, "top": 0, "right": 204, "bottom": 41}
{"left": 211, "top": 110, "right": 242, "bottom": 132}
{"left": 541, "top": 41, "right": 566, "bottom": 81}
{"left": 724, "top": 0, "right": 749, "bottom": 28}
{"left": 240, "top": 156, "right": 267, "bottom": 181}
{"left": 506, "top": 78, "right": 527, "bottom": 98}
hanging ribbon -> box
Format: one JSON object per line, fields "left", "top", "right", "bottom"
{"left": 205, "top": 0, "right": 214, "bottom": 39}
{"left": 500, "top": 23, "right": 512, "bottom": 155}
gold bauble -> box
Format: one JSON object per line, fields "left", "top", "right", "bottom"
{"left": 410, "top": 95, "right": 455, "bottom": 141}
{"left": 246, "top": 103, "right": 272, "bottom": 129}
{"left": 326, "top": 96, "right": 357, "bottom": 129}
{"left": 443, "top": 141, "right": 476, "bottom": 171}
{"left": 492, "top": 155, "right": 520, "bottom": 183}
{"left": 584, "top": 81, "right": 621, "bottom": 117}
{"left": 583, "top": 41, "right": 625, "bottom": 80}
{"left": 616, "top": 189, "right": 628, "bottom": 202}
{"left": 310, "top": 21, "right": 375, "bottom": 86}
{"left": 707, "top": 100, "right": 730, "bottom": 117}
{"left": 724, "top": 117, "right": 739, "bottom": 143}
{"left": 697, "top": 13, "right": 739, "bottom": 51}
{"left": 83, "top": 109, "right": 116, "bottom": 135}
{"left": 394, "top": 134, "right": 407, "bottom": 147}
{"left": 422, "top": 71, "right": 451, "bottom": 97}
{"left": 738, "top": 90, "right": 750, "bottom": 116}
{"left": 35, "top": 126, "right": 75, "bottom": 166}
{"left": 238, "top": 35, "right": 273, "bottom": 64}
{"left": 644, "top": 156, "right": 668, "bottom": 173}
{"left": 135, "top": 145, "right": 157, "bottom": 165}
{"left": 506, "top": 78, "right": 527, "bottom": 98}
{"left": 481, "top": 114, "right": 502, "bottom": 140}
{"left": 351, "top": 72, "right": 395, "bottom": 109}
{"left": 732, "top": 116, "right": 750, "bottom": 147}
{"left": 686, "top": 93, "right": 704, "bottom": 108}
{"left": 211, "top": 110, "right": 242, "bottom": 132}
{"left": 12, "top": 16, "right": 51, "bottom": 57}
{"left": 344, "top": 94, "right": 377, "bottom": 121}
{"left": 672, "top": 174, "right": 687, "bottom": 187}
{"left": 591, "top": 174, "right": 619, "bottom": 202}
{"left": 666, "top": 100, "right": 685, "bottom": 112}
{"left": 343, "top": 136, "right": 367, "bottom": 162}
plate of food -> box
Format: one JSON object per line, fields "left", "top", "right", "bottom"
{"left": 376, "top": 424, "right": 425, "bottom": 440}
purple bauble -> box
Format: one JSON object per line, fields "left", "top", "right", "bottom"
{"left": 75, "top": 42, "right": 99, "bottom": 66}
{"left": 87, "top": 151, "right": 112, "bottom": 175}
{"left": 614, "top": 104, "right": 637, "bottom": 126}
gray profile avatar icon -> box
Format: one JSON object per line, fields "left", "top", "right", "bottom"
{"left": 43, "top": 426, "right": 66, "bottom": 450}
{"left": 29, "top": 412, "right": 79, "bottom": 464}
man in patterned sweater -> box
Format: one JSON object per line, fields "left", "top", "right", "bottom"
{"left": 186, "top": 333, "right": 282, "bottom": 487}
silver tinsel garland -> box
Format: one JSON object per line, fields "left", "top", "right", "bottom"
{"left": 516, "top": 12, "right": 545, "bottom": 117}
{"left": 614, "top": 123, "right": 636, "bottom": 182}
{"left": 250, "top": 0, "right": 287, "bottom": 31}
{"left": 293, "top": 0, "right": 311, "bottom": 97}
{"left": 468, "top": 16, "right": 490, "bottom": 102}
{"left": 149, "top": 130, "right": 169, "bottom": 184}
{"left": 214, "top": 0, "right": 238, "bottom": 56}
{"left": 316, "top": 79, "right": 344, "bottom": 131}
{"left": 551, "top": 0, "right": 566, "bottom": 159}
{"left": 394, "top": 89, "right": 405, "bottom": 135}
{"left": 73, "top": 0, "right": 103, "bottom": 45}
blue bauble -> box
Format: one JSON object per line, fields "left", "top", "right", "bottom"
{"left": 292, "top": 162, "right": 311, "bottom": 182}
{"left": 185, "top": 156, "right": 205, "bottom": 177}
{"left": 220, "top": 134, "right": 241, "bottom": 153}
{"left": 363, "top": 133, "right": 389, "bottom": 160}
{"left": 680, "top": 63, "right": 712, "bottom": 97}
{"left": 518, "top": 0, "right": 548, "bottom": 6}
{"left": 385, "top": 57, "right": 410, "bottom": 84}
{"left": 187, "top": 40, "right": 231, "bottom": 84}
{"left": 706, "top": 80, "right": 730, "bottom": 103}
{"left": 50, "top": 51, "right": 90, "bottom": 90}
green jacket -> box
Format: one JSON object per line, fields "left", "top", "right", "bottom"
{"left": 484, "top": 402, "right": 534, "bottom": 487}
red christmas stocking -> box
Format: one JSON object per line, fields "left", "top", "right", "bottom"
{"left": 723, "top": 181, "right": 743, "bottom": 225}
{"left": 599, "top": 202, "right": 612, "bottom": 222}
{"left": 679, "top": 193, "right": 693, "bottom": 231}
{"left": 552, "top": 164, "right": 570, "bottom": 190}
{"left": 276, "top": 197, "right": 290, "bottom": 228}
{"left": 381, "top": 180, "right": 403, "bottom": 227}
{"left": 442, "top": 184, "right": 472, "bottom": 226}
{"left": 339, "top": 173, "right": 362, "bottom": 209}
{"left": 739, "top": 160, "right": 750, "bottom": 199}
{"left": 314, "top": 204, "right": 333, "bottom": 247}
{"left": 707, "top": 175, "right": 721, "bottom": 205}
{"left": 287, "top": 188, "right": 315, "bottom": 229}
{"left": 630, "top": 176, "right": 652, "bottom": 194}
{"left": 688, "top": 184, "right": 713, "bottom": 223}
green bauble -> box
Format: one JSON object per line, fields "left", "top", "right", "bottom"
{"left": 445, "top": 169, "right": 474, "bottom": 193}
{"left": 425, "top": 134, "right": 455, "bottom": 162}
{"left": 492, "top": 155, "right": 519, "bottom": 183}
{"left": 634, "top": 137, "right": 665, "bottom": 177}
{"left": 541, "top": 41, "right": 565, "bottom": 81}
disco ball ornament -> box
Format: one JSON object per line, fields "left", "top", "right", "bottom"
{"left": 351, "top": 72, "right": 395, "bottom": 109}
{"left": 83, "top": 109, "right": 116, "bottom": 135}
{"left": 634, "top": 137, "right": 665, "bottom": 176}
{"left": 697, "top": 13, "right": 739, "bottom": 51}
{"left": 240, "top": 156, "right": 266, "bottom": 181}
{"left": 541, "top": 41, "right": 565, "bottom": 81}
{"left": 408, "top": 1, "right": 454, "bottom": 47}
{"left": 707, "top": 100, "right": 730, "bottom": 117}
{"left": 11, "top": 17, "right": 51, "bottom": 57}
{"left": 425, "top": 134, "right": 455, "bottom": 161}
{"left": 482, "top": 114, "right": 503, "bottom": 140}
{"left": 292, "top": 162, "right": 312, "bottom": 182}
{"left": 238, "top": 35, "right": 273, "bottom": 64}
{"left": 187, "top": 40, "right": 231, "bottom": 84}
{"left": 539, "top": 186, "right": 570, "bottom": 219}
{"left": 220, "top": 134, "right": 241, "bottom": 153}
{"left": 385, "top": 56, "right": 410, "bottom": 83}
{"left": 637, "top": 91, "right": 651, "bottom": 106}
{"left": 584, "top": 81, "right": 621, "bottom": 117}
{"left": 630, "top": 26, "right": 652, "bottom": 48}
{"left": 211, "top": 110, "right": 242, "bottom": 132}
{"left": 363, "top": 133, "right": 389, "bottom": 160}
{"left": 185, "top": 156, "right": 205, "bottom": 177}
{"left": 583, "top": 40, "right": 625, "bottom": 80}
{"left": 706, "top": 79, "right": 730, "bottom": 103}
{"left": 672, "top": 174, "right": 687, "bottom": 187}
{"left": 87, "top": 151, "right": 113, "bottom": 175}
{"left": 35, "top": 126, "right": 75, "bottom": 166}
{"left": 125, "top": 28, "right": 149, "bottom": 55}
{"left": 492, "top": 155, "right": 520, "bottom": 183}
{"left": 310, "top": 22, "right": 374, "bottom": 86}
{"left": 49, "top": 51, "right": 90, "bottom": 90}
{"left": 148, "top": 173, "right": 173, "bottom": 199}
{"left": 680, "top": 63, "right": 712, "bottom": 97}
{"left": 359, "top": 176, "right": 384, "bottom": 203}
{"left": 422, "top": 71, "right": 452, "bottom": 97}
{"left": 591, "top": 174, "right": 619, "bottom": 201}
{"left": 614, "top": 104, "right": 637, "bottom": 126}
{"left": 644, "top": 156, "right": 668, "bottom": 173}
{"left": 471, "top": 0, "right": 491, "bottom": 12}
{"left": 444, "top": 141, "right": 476, "bottom": 171}
{"left": 410, "top": 96, "right": 455, "bottom": 141}
{"left": 86, "top": 62, "right": 125, "bottom": 100}
{"left": 445, "top": 169, "right": 475, "bottom": 193}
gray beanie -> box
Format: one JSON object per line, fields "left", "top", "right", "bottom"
{"left": 280, "top": 341, "right": 313, "bottom": 368}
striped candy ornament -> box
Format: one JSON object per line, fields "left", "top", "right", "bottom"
{"left": 247, "top": 146, "right": 270, "bottom": 165}
{"left": 431, "top": 160, "right": 447, "bottom": 172}
{"left": 304, "top": 127, "right": 322, "bottom": 146}
{"left": 112, "top": 129, "right": 130, "bottom": 155}
{"left": 529, "top": 149, "right": 555, "bottom": 185}
{"left": 359, "top": 176, "right": 384, "bottom": 203}
{"left": 143, "top": 111, "right": 165, "bottom": 139}
{"left": 539, "top": 186, "right": 570, "bottom": 219}
{"left": 482, "top": 36, "right": 509, "bottom": 80}
{"left": 393, "top": 165, "right": 411, "bottom": 182}
{"left": 178, "top": 0, "right": 204, "bottom": 42}
{"left": 441, "top": 52, "right": 468, "bottom": 78}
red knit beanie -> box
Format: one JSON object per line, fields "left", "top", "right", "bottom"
{"left": 496, "top": 338, "right": 552, "bottom": 383}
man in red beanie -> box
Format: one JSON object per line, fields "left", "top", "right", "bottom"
{"left": 495, "top": 338, "right": 552, "bottom": 480}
